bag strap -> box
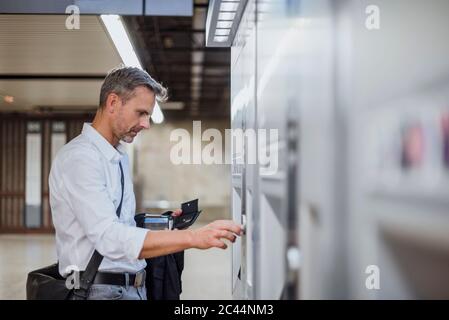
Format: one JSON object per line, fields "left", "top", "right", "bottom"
{"left": 72, "top": 162, "right": 125, "bottom": 300}
{"left": 116, "top": 162, "right": 125, "bottom": 218}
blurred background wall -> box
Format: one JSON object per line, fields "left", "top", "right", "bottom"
{"left": 135, "top": 118, "right": 231, "bottom": 221}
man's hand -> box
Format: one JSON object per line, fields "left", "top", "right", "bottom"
{"left": 190, "top": 220, "right": 243, "bottom": 250}
{"left": 138, "top": 219, "right": 243, "bottom": 259}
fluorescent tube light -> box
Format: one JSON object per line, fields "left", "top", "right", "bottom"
{"left": 151, "top": 101, "right": 164, "bottom": 124}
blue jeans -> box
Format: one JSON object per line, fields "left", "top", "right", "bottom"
{"left": 87, "top": 284, "right": 147, "bottom": 300}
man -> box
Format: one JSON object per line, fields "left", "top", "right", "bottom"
{"left": 49, "top": 66, "right": 242, "bottom": 300}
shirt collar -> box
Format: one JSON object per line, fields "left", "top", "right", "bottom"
{"left": 81, "top": 123, "right": 126, "bottom": 163}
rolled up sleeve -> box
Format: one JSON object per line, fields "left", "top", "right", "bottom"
{"left": 61, "top": 152, "right": 148, "bottom": 261}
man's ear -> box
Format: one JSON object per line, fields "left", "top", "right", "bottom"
{"left": 105, "top": 93, "right": 120, "bottom": 114}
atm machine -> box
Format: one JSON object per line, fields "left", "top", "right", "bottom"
{"left": 207, "top": 0, "right": 315, "bottom": 300}
{"left": 206, "top": 0, "right": 293, "bottom": 299}
{"left": 228, "top": 0, "right": 258, "bottom": 299}
{"left": 227, "top": 0, "right": 301, "bottom": 299}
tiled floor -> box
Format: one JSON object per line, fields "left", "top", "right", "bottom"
{"left": 182, "top": 244, "right": 232, "bottom": 300}
{"left": 0, "top": 230, "right": 232, "bottom": 300}
{"left": 0, "top": 234, "right": 56, "bottom": 300}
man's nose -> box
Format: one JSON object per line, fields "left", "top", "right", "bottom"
{"left": 140, "top": 117, "right": 150, "bottom": 129}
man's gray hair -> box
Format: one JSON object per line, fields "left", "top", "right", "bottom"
{"left": 99, "top": 66, "right": 168, "bottom": 108}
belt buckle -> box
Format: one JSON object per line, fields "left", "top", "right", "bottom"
{"left": 134, "top": 270, "right": 145, "bottom": 287}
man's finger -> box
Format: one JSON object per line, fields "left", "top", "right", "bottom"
{"left": 214, "top": 220, "right": 243, "bottom": 235}
{"left": 217, "top": 241, "right": 227, "bottom": 250}
{"left": 217, "top": 230, "right": 237, "bottom": 242}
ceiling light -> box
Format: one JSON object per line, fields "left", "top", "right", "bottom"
{"left": 151, "top": 101, "right": 164, "bottom": 124}
{"left": 100, "top": 15, "right": 142, "bottom": 69}
{"left": 191, "top": 65, "right": 203, "bottom": 74}
{"left": 192, "top": 51, "right": 205, "bottom": 64}
{"left": 220, "top": 2, "right": 239, "bottom": 11}
{"left": 218, "top": 12, "right": 236, "bottom": 20}
{"left": 216, "top": 21, "right": 233, "bottom": 28}
{"left": 213, "top": 35, "right": 228, "bottom": 42}
{"left": 215, "top": 28, "right": 231, "bottom": 36}
{"left": 192, "top": 77, "right": 202, "bottom": 84}
{"left": 206, "top": 0, "right": 247, "bottom": 47}
{"left": 3, "top": 95, "right": 14, "bottom": 103}
{"left": 163, "top": 37, "right": 174, "bottom": 48}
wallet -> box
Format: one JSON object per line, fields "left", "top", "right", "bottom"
{"left": 135, "top": 199, "right": 202, "bottom": 231}
{"left": 170, "top": 198, "right": 202, "bottom": 230}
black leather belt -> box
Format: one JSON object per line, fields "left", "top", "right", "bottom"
{"left": 81, "top": 269, "right": 146, "bottom": 288}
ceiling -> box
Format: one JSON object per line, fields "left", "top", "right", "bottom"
{"left": 0, "top": 0, "right": 231, "bottom": 119}
{"left": 123, "top": 0, "right": 230, "bottom": 119}
{"left": 0, "top": 14, "right": 121, "bottom": 112}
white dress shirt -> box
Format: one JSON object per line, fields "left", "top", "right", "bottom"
{"left": 49, "top": 123, "right": 148, "bottom": 276}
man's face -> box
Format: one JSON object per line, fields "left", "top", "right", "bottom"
{"left": 112, "top": 86, "right": 155, "bottom": 143}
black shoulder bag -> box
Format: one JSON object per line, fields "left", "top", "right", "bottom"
{"left": 26, "top": 162, "right": 125, "bottom": 300}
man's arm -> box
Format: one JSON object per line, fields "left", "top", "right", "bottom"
{"left": 60, "top": 152, "right": 242, "bottom": 261}
{"left": 139, "top": 220, "right": 243, "bottom": 259}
